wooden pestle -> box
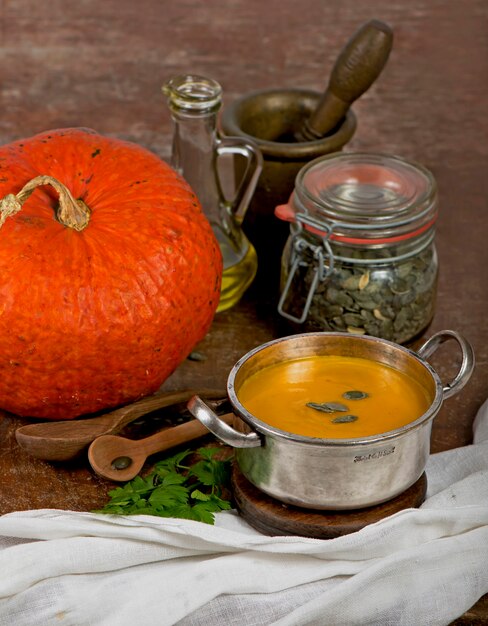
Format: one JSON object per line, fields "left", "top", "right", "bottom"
{"left": 297, "top": 19, "right": 394, "bottom": 141}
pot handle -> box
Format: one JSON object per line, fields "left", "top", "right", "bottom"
{"left": 416, "top": 330, "right": 475, "bottom": 399}
{"left": 187, "top": 395, "right": 262, "bottom": 448}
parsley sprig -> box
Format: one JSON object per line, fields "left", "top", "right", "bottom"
{"left": 94, "top": 447, "right": 233, "bottom": 525}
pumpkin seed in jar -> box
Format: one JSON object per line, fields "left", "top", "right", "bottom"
{"left": 280, "top": 242, "right": 437, "bottom": 345}
{"left": 358, "top": 271, "right": 370, "bottom": 290}
{"left": 373, "top": 308, "right": 388, "bottom": 321}
{"left": 346, "top": 326, "right": 366, "bottom": 335}
{"left": 342, "top": 274, "right": 362, "bottom": 290}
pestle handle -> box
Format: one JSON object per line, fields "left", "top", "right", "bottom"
{"left": 299, "top": 19, "right": 394, "bottom": 141}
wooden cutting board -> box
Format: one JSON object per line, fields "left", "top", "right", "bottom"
{"left": 232, "top": 465, "right": 427, "bottom": 539}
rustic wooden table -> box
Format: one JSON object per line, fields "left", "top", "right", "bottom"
{"left": 0, "top": 1, "right": 487, "bottom": 622}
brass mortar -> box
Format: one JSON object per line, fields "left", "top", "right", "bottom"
{"left": 220, "top": 88, "right": 356, "bottom": 294}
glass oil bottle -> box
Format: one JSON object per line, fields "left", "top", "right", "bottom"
{"left": 163, "top": 75, "right": 262, "bottom": 312}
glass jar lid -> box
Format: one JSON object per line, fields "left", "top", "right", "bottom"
{"left": 290, "top": 152, "right": 437, "bottom": 244}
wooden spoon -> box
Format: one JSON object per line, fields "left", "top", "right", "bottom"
{"left": 88, "top": 412, "right": 234, "bottom": 481}
{"left": 15, "top": 388, "right": 225, "bottom": 462}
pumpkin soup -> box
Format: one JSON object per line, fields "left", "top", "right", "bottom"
{"left": 237, "top": 355, "right": 431, "bottom": 438}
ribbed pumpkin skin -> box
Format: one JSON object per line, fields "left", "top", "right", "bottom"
{"left": 0, "top": 128, "right": 222, "bottom": 419}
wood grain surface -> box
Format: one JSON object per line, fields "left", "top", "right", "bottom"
{"left": 0, "top": 1, "right": 487, "bottom": 622}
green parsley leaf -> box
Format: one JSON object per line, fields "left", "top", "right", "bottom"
{"left": 190, "top": 489, "right": 211, "bottom": 502}
{"left": 161, "top": 472, "right": 187, "bottom": 487}
{"left": 93, "top": 447, "right": 233, "bottom": 525}
{"left": 188, "top": 460, "right": 216, "bottom": 486}
{"left": 198, "top": 446, "right": 223, "bottom": 461}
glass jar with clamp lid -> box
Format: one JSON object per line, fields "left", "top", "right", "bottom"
{"left": 275, "top": 152, "right": 438, "bottom": 344}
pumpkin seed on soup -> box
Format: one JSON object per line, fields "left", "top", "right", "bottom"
{"left": 342, "top": 390, "right": 369, "bottom": 400}
{"left": 306, "top": 401, "right": 348, "bottom": 413}
{"left": 332, "top": 414, "right": 358, "bottom": 424}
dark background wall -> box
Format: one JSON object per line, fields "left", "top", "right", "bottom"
{"left": 1, "top": 0, "right": 486, "bottom": 165}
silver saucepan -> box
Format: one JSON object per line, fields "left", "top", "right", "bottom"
{"left": 188, "top": 331, "right": 474, "bottom": 510}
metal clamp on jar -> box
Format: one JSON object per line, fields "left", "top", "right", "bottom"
{"left": 275, "top": 152, "right": 439, "bottom": 344}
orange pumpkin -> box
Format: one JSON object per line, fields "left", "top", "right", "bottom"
{"left": 0, "top": 128, "right": 222, "bottom": 419}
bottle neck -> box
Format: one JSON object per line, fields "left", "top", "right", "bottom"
{"left": 163, "top": 75, "right": 224, "bottom": 214}
{"left": 170, "top": 108, "right": 218, "bottom": 177}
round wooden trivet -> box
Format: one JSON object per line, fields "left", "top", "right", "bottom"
{"left": 232, "top": 465, "right": 427, "bottom": 539}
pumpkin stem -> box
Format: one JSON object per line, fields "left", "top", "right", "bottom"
{"left": 0, "top": 175, "right": 90, "bottom": 232}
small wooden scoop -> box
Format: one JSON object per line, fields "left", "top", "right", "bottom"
{"left": 88, "top": 412, "right": 234, "bottom": 481}
{"left": 15, "top": 388, "right": 225, "bottom": 462}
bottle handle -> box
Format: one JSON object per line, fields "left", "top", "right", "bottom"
{"left": 216, "top": 136, "right": 263, "bottom": 224}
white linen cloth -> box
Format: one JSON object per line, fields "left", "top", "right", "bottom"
{"left": 1, "top": 401, "right": 488, "bottom": 626}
